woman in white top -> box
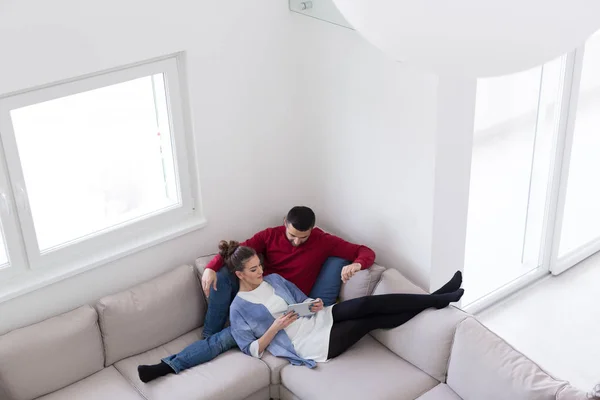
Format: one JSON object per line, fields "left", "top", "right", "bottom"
{"left": 223, "top": 241, "right": 464, "bottom": 365}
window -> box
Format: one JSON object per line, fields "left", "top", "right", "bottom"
{"left": 559, "top": 31, "right": 600, "bottom": 257}
{"left": 0, "top": 56, "right": 203, "bottom": 295}
{"left": 463, "top": 29, "right": 600, "bottom": 311}
{"left": 463, "top": 58, "right": 563, "bottom": 306}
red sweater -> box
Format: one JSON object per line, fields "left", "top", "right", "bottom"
{"left": 206, "top": 226, "right": 376, "bottom": 295}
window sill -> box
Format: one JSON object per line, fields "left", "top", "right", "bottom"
{"left": 0, "top": 216, "right": 207, "bottom": 304}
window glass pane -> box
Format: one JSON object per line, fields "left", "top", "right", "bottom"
{"left": 559, "top": 32, "right": 600, "bottom": 256}
{"left": 9, "top": 74, "right": 179, "bottom": 251}
{"left": 464, "top": 60, "right": 560, "bottom": 305}
{"left": 0, "top": 227, "right": 7, "bottom": 267}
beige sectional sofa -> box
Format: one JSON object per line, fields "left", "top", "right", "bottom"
{"left": 0, "top": 256, "right": 588, "bottom": 400}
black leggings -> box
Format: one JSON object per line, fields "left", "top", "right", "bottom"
{"left": 326, "top": 292, "right": 454, "bottom": 359}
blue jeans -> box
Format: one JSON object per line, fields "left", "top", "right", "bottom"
{"left": 162, "top": 257, "right": 350, "bottom": 373}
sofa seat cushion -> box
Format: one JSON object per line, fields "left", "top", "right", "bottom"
{"left": 448, "top": 317, "right": 568, "bottom": 400}
{"left": 0, "top": 305, "right": 104, "bottom": 400}
{"left": 261, "top": 351, "right": 290, "bottom": 384}
{"left": 96, "top": 264, "right": 206, "bottom": 366}
{"left": 280, "top": 335, "right": 438, "bottom": 400}
{"left": 36, "top": 366, "right": 145, "bottom": 400}
{"left": 416, "top": 384, "right": 462, "bottom": 400}
{"left": 114, "top": 328, "right": 270, "bottom": 400}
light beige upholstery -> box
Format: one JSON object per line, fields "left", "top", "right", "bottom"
{"left": 447, "top": 317, "right": 573, "bottom": 400}
{"left": 0, "top": 258, "right": 588, "bottom": 400}
{"left": 556, "top": 385, "right": 589, "bottom": 400}
{"left": 244, "top": 387, "right": 270, "bottom": 400}
{"left": 260, "top": 352, "right": 290, "bottom": 399}
{"left": 373, "top": 267, "right": 426, "bottom": 295}
{"left": 339, "top": 263, "right": 386, "bottom": 301}
{"left": 280, "top": 336, "right": 438, "bottom": 400}
{"left": 260, "top": 352, "right": 289, "bottom": 385}
{"left": 416, "top": 384, "right": 463, "bottom": 400}
{"left": 36, "top": 367, "right": 145, "bottom": 400}
{"left": 194, "top": 254, "right": 213, "bottom": 276}
{"left": 370, "top": 268, "right": 468, "bottom": 381}
{"left": 280, "top": 386, "right": 301, "bottom": 400}
{"left": 96, "top": 264, "right": 206, "bottom": 366}
{"left": 114, "top": 328, "right": 270, "bottom": 400}
{"left": 0, "top": 305, "right": 104, "bottom": 400}
{"left": 372, "top": 306, "right": 467, "bottom": 382}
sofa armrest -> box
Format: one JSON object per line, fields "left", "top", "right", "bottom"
{"left": 369, "top": 268, "right": 469, "bottom": 382}
{"left": 556, "top": 384, "right": 589, "bottom": 400}
{"left": 447, "top": 317, "right": 584, "bottom": 400}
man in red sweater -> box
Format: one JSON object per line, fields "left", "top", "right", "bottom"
{"left": 138, "top": 206, "right": 375, "bottom": 382}
{"left": 203, "top": 208, "right": 375, "bottom": 297}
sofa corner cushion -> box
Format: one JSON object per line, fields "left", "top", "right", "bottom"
{"left": 281, "top": 335, "right": 438, "bottom": 400}
{"left": 371, "top": 306, "right": 468, "bottom": 382}
{"left": 0, "top": 305, "right": 104, "bottom": 400}
{"left": 96, "top": 264, "right": 206, "bottom": 365}
{"left": 416, "top": 384, "right": 463, "bottom": 400}
{"left": 372, "top": 267, "right": 427, "bottom": 296}
{"left": 447, "top": 317, "right": 567, "bottom": 400}
{"left": 36, "top": 366, "right": 145, "bottom": 400}
{"left": 339, "top": 263, "right": 386, "bottom": 301}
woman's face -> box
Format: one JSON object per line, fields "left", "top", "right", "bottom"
{"left": 236, "top": 254, "right": 263, "bottom": 287}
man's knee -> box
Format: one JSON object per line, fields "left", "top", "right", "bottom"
{"left": 210, "top": 267, "right": 236, "bottom": 298}
{"left": 216, "top": 266, "right": 233, "bottom": 284}
{"left": 310, "top": 257, "right": 351, "bottom": 305}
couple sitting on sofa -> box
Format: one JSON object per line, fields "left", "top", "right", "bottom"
{"left": 138, "top": 206, "right": 464, "bottom": 382}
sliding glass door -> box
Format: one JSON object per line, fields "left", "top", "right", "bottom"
{"left": 463, "top": 30, "right": 600, "bottom": 309}
{"left": 463, "top": 60, "right": 562, "bottom": 306}
{"left": 555, "top": 32, "right": 600, "bottom": 273}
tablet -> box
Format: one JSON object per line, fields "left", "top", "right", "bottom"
{"left": 286, "top": 302, "right": 315, "bottom": 317}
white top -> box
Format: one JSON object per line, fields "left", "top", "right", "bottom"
{"left": 237, "top": 281, "right": 334, "bottom": 362}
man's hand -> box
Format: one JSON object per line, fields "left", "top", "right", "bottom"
{"left": 341, "top": 263, "right": 362, "bottom": 283}
{"left": 309, "top": 298, "right": 324, "bottom": 313}
{"left": 202, "top": 269, "right": 218, "bottom": 298}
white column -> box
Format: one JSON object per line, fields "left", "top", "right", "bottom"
{"left": 429, "top": 76, "right": 476, "bottom": 292}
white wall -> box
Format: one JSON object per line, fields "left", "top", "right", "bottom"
{"left": 0, "top": 0, "right": 316, "bottom": 334}
{"left": 0, "top": 1, "right": 474, "bottom": 333}
{"left": 290, "top": 16, "right": 440, "bottom": 288}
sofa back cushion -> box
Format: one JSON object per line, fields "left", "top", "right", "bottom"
{"left": 194, "top": 255, "right": 212, "bottom": 276}
{"left": 372, "top": 267, "right": 426, "bottom": 295}
{"left": 0, "top": 305, "right": 104, "bottom": 400}
{"left": 96, "top": 264, "right": 206, "bottom": 366}
{"left": 448, "top": 317, "right": 569, "bottom": 400}
{"left": 339, "top": 263, "right": 386, "bottom": 301}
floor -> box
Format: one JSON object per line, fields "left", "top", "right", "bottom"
{"left": 477, "top": 251, "right": 600, "bottom": 391}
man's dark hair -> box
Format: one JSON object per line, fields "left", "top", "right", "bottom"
{"left": 286, "top": 206, "right": 316, "bottom": 232}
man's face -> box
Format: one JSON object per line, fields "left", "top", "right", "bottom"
{"left": 285, "top": 222, "right": 312, "bottom": 247}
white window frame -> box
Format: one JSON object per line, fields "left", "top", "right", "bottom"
{"left": 0, "top": 54, "right": 206, "bottom": 302}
